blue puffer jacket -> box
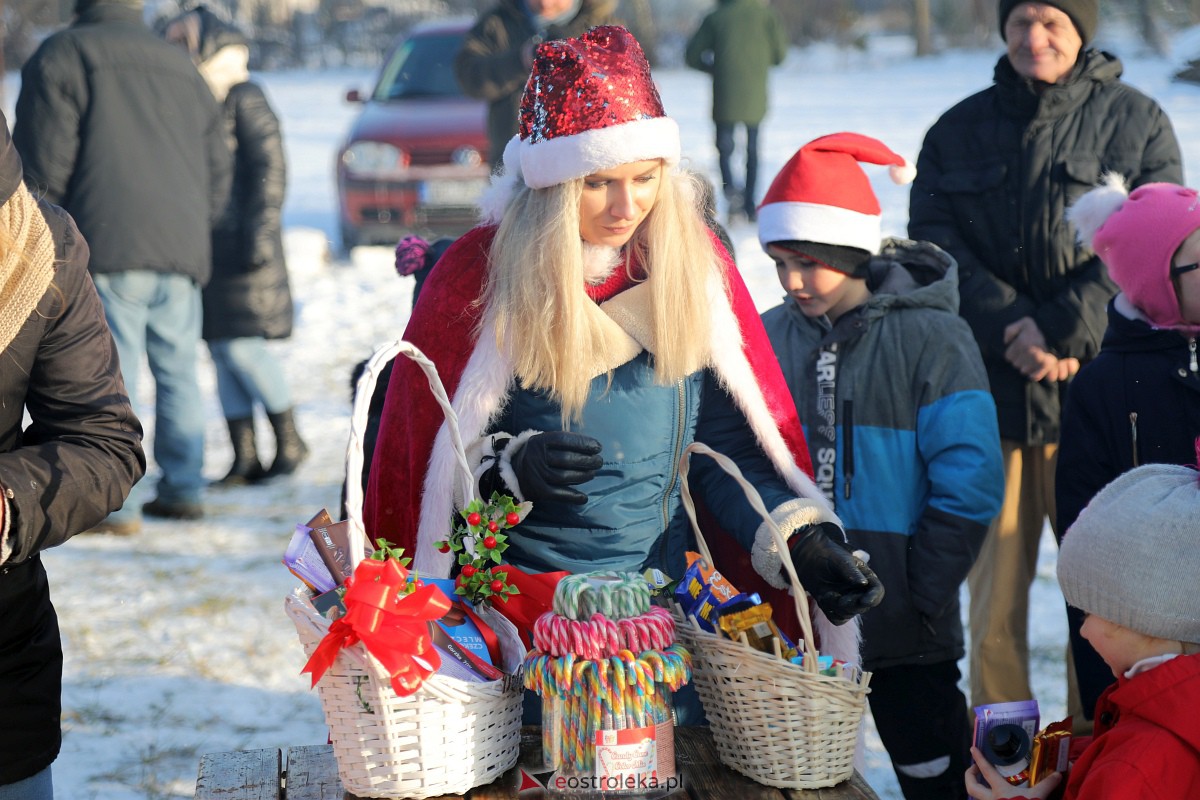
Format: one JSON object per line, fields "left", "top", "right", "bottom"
{"left": 762, "top": 239, "right": 1004, "bottom": 669}
{"left": 488, "top": 351, "right": 796, "bottom": 579}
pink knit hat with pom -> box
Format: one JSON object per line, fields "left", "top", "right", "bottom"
{"left": 1068, "top": 174, "right": 1200, "bottom": 331}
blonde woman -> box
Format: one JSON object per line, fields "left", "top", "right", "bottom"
{"left": 0, "top": 114, "right": 145, "bottom": 798}
{"left": 363, "top": 28, "right": 882, "bottom": 695}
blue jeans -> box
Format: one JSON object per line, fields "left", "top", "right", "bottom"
{"left": 0, "top": 766, "right": 53, "bottom": 800}
{"left": 93, "top": 271, "right": 206, "bottom": 514}
{"left": 715, "top": 121, "right": 760, "bottom": 213}
{"left": 208, "top": 338, "right": 292, "bottom": 419}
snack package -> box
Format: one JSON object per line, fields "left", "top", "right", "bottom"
{"left": 1029, "top": 717, "right": 1072, "bottom": 786}
{"left": 973, "top": 700, "right": 1040, "bottom": 786}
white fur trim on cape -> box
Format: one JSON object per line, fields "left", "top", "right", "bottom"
{"left": 519, "top": 116, "right": 681, "bottom": 189}
{"left": 497, "top": 429, "right": 541, "bottom": 504}
{"left": 1066, "top": 171, "right": 1129, "bottom": 250}
{"left": 757, "top": 200, "right": 882, "bottom": 254}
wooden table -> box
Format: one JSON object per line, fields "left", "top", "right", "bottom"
{"left": 194, "top": 727, "right": 880, "bottom": 799}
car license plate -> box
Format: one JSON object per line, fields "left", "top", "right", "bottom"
{"left": 420, "top": 178, "right": 488, "bottom": 206}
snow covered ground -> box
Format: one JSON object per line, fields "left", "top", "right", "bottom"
{"left": 14, "top": 23, "right": 1200, "bottom": 798}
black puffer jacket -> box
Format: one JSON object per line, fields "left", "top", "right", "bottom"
{"left": 203, "top": 80, "right": 293, "bottom": 340}
{"left": 453, "top": 0, "right": 619, "bottom": 169}
{"left": 13, "top": 3, "right": 231, "bottom": 286}
{"left": 909, "top": 50, "right": 1182, "bottom": 445}
{"left": 0, "top": 134, "right": 146, "bottom": 784}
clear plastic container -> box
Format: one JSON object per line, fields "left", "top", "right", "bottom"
{"left": 540, "top": 689, "right": 679, "bottom": 798}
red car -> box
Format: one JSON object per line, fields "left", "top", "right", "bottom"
{"left": 336, "top": 17, "right": 490, "bottom": 250}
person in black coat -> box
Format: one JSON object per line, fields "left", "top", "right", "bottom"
{"left": 13, "top": 0, "right": 231, "bottom": 526}
{"left": 908, "top": 0, "right": 1182, "bottom": 722}
{"left": 0, "top": 115, "right": 146, "bottom": 797}
{"left": 163, "top": 6, "right": 307, "bottom": 485}
{"left": 1056, "top": 175, "right": 1200, "bottom": 727}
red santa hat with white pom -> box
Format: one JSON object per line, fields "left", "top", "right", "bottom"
{"left": 757, "top": 132, "right": 916, "bottom": 268}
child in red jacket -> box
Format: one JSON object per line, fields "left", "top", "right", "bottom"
{"left": 965, "top": 447, "right": 1200, "bottom": 799}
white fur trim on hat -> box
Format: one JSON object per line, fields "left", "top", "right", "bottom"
{"left": 1066, "top": 171, "right": 1129, "bottom": 250}
{"left": 757, "top": 200, "right": 883, "bottom": 253}
{"left": 519, "top": 116, "right": 681, "bottom": 189}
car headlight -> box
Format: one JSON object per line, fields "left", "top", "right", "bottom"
{"left": 451, "top": 146, "right": 483, "bottom": 168}
{"left": 341, "top": 141, "right": 410, "bottom": 176}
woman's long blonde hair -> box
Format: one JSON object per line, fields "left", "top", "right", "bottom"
{"left": 482, "top": 166, "right": 725, "bottom": 422}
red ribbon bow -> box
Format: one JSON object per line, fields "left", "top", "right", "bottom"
{"left": 302, "top": 558, "right": 452, "bottom": 697}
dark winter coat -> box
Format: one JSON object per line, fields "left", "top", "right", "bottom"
{"left": 761, "top": 240, "right": 1003, "bottom": 669}
{"left": 0, "top": 170, "right": 146, "bottom": 783}
{"left": 453, "top": 0, "right": 619, "bottom": 169}
{"left": 684, "top": 0, "right": 787, "bottom": 125}
{"left": 1055, "top": 295, "right": 1200, "bottom": 717}
{"left": 13, "top": 3, "right": 231, "bottom": 286}
{"left": 203, "top": 81, "right": 293, "bottom": 341}
{"left": 909, "top": 50, "right": 1182, "bottom": 446}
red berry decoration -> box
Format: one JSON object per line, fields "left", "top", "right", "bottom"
{"left": 490, "top": 579, "right": 505, "bottom": 593}
{"left": 461, "top": 564, "right": 477, "bottom": 578}
{"left": 467, "top": 512, "right": 482, "bottom": 526}
{"left": 487, "top": 520, "right": 499, "bottom": 533}
{"left": 505, "top": 511, "right": 520, "bottom": 526}
{"left": 483, "top": 535, "right": 498, "bottom": 549}
{"left": 437, "top": 542, "right": 450, "bottom": 553}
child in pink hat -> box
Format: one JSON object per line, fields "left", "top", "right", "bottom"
{"left": 1054, "top": 176, "right": 1200, "bottom": 731}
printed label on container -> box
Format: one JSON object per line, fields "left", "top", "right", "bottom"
{"left": 595, "top": 725, "right": 656, "bottom": 785}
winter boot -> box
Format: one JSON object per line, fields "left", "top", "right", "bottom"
{"left": 264, "top": 408, "right": 309, "bottom": 479}
{"left": 217, "top": 417, "right": 267, "bottom": 486}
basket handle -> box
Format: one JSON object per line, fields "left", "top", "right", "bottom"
{"left": 345, "top": 339, "right": 477, "bottom": 572}
{"left": 677, "top": 441, "right": 820, "bottom": 674}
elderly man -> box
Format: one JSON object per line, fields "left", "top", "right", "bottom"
{"left": 908, "top": 0, "right": 1182, "bottom": 732}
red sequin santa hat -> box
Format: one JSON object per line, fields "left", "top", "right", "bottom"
{"left": 757, "top": 132, "right": 916, "bottom": 258}
{"left": 502, "top": 25, "right": 680, "bottom": 190}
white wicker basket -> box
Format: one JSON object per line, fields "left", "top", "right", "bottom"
{"left": 285, "top": 339, "right": 523, "bottom": 799}
{"left": 673, "top": 442, "right": 872, "bottom": 790}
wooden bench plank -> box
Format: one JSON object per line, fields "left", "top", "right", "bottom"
{"left": 195, "top": 748, "right": 281, "bottom": 800}
{"left": 675, "top": 727, "right": 785, "bottom": 800}
{"left": 283, "top": 745, "right": 344, "bottom": 800}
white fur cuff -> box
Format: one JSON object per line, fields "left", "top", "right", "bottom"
{"left": 497, "top": 429, "right": 542, "bottom": 504}
{"left": 751, "top": 499, "right": 837, "bottom": 589}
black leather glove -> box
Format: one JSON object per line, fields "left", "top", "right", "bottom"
{"left": 509, "top": 431, "right": 603, "bottom": 505}
{"left": 788, "top": 521, "right": 884, "bottom": 625}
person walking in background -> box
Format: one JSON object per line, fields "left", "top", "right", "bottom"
{"left": 759, "top": 133, "right": 1003, "bottom": 800}
{"left": 454, "top": 0, "right": 619, "bottom": 172}
{"left": 965, "top": 455, "right": 1200, "bottom": 799}
{"left": 13, "top": 0, "right": 231, "bottom": 528}
{"left": 685, "top": 0, "right": 787, "bottom": 223}
{"left": 908, "top": 0, "right": 1182, "bottom": 726}
{"left": 0, "top": 114, "right": 145, "bottom": 800}
{"left": 1052, "top": 175, "right": 1200, "bottom": 730}
{"left": 162, "top": 6, "right": 307, "bottom": 486}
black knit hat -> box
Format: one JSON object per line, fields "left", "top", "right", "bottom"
{"left": 776, "top": 241, "right": 873, "bottom": 280}
{"left": 998, "top": 0, "right": 1097, "bottom": 45}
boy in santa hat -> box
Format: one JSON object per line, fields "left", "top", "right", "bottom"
{"left": 758, "top": 132, "right": 1004, "bottom": 800}
{"left": 1054, "top": 177, "right": 1200, "bottom": 730}
{"left": 362, "top": 27, "right": 884, "bottom": 718}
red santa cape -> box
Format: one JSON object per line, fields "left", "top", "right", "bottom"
{"left": 363, "top": 225, "right": 856, "bottom": 659}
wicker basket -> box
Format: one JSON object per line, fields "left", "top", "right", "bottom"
{"left": 284, "top": 339, "right": 523, "bottom": 799}
{"left": 672, "top": 442, "right": 872, "bottom": 790}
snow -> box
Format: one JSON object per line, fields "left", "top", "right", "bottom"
{"left": 13, "top": 26, "right": 1200, "bottom": 798}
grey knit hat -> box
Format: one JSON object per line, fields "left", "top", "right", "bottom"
{"left": 1058, "top": 462, "right": 1200, "bottom": 645}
